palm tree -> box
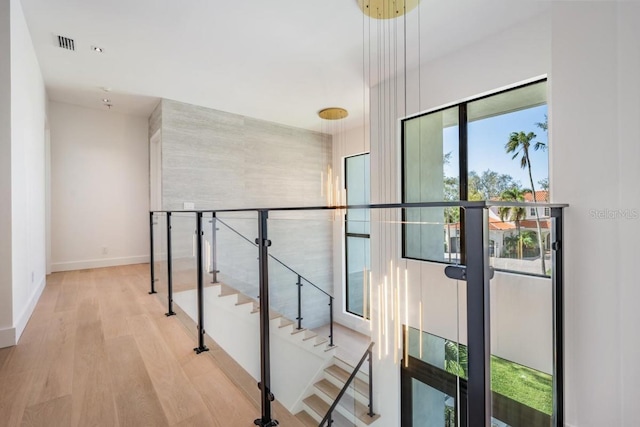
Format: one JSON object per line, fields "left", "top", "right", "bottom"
{"left": 505, "top": 132, "right": 547, "bottom": 274}
{"left": 498, "top": 187, "right": 527, "bottom": 258}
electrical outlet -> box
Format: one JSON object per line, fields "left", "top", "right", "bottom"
{"left": 102, "top": 246, "right": 108, "bottom": 255}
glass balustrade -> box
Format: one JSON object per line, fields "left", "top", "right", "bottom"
{"left": 148, "top": 201, "right": 565, "bottom": 427}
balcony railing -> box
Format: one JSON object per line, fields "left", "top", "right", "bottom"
{"left": 148, "top": 201, "right": 567, "bottom": 427}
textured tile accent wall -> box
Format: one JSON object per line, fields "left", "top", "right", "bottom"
{"left": 155, "top": 99, "right": 334, "bottom": 329}
{"left": 148, "top": 100, "right": 162, "bottom": 138}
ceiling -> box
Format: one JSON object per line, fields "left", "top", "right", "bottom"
{"left": 20, "top": 0, "right": 549, "bottom": 131}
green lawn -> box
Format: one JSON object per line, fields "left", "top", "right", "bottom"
{"left": 490, "top": 355, "right": 553, "bottom": 415}
{"left": 444, "top": 340, "right": 553, "bottom": 416}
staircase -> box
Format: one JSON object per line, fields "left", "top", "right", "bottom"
{"left": 173, "top": 281, "right": 380, "bottom": 424}
{"left": 219, "top": 283, "right": 334, "bottom": 350}
{"left": 295, "top": 357, "right": 381, "bottom": 427}
{"left": 172, "top": 281, "right": 337, "bottom": 411}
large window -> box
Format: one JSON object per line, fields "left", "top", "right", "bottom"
{"left": 345, "top": 153, "right": 370, "bottom": 318}
{"left": 402, "top": 81, "right": 548, "bottom": 270}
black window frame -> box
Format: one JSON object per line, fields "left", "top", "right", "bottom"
{"left": 344, "top": 152, "right": 371, "bottom": 319}
{"left": 401, "top": 79, "right": 548, "bottom": 266}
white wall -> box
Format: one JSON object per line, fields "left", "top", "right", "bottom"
{"left": 616, "top": 3, "right": 640, "bottom": 425}
{"left": 0, "top": 0, "right": 13, "bottom": 346}
{"left": 0, "top": 0, "right": 47, "bottom": 348}
{"left": 50, "top": 102, "right": 149, "bottom": 271}
{"left": 550, "top": 2, "right": 640, "bottom": 426}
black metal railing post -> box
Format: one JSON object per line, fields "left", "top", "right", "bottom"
{"left": 464, "top": 206, "right": 491, "bottom": 427}
{"left": 551, "top": 207, "right": 565, "bottom": 427}
{"left": 296, "top": 275, "right": 303, "bottom": 330}
{"left": 211, "top": 214, "right": 219, "bottom": 284}
{"left": 254, "top": 210, "right": 277, "bottom": 427}
{"left": 149, "top": 212, "right": 157, "bottom": 294}
{"left": 328, "top": 296, "right": 334, "bottom": 347}
{"left": 165, "top": 212, "right": 175, "bottom": 316}
{"left": 368, "top": 347, "right": 374, "bottom": 417}
{"left": 194, "top": 212, "right": 209, "bottom": 354}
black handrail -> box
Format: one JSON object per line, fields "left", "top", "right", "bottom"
{"left": 149, "top": 200, "right": 568, "bottom": 215}
{"left": 216, "top": 217, "right": 332, "bottom": 298}
{"left": 319, "top": 342, "right": 375, "bottom": 426}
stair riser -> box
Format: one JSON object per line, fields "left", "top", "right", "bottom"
{"left": 301, "top": 403, "right": 323, "bottom": 423}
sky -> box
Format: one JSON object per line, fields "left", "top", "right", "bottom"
{"left": 443, "top": 105, "right": 549, "bottom": 191}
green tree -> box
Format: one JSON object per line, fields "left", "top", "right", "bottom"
{"left": 538, "top": 178, "right": 549, "bottom": 192}
{"left": 444, "top": 341, "right": 468, "bottom": 378}
{"left": 469, "top": 170, "right": 519, "bottom": 200}
{"left": 505, "top": 132, "right": 547, "bottom": 274}
{"left": 498, "top": 187, "right": 527, "bottom": 258}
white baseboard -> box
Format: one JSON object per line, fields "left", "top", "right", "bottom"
{"left": 14, "top": 275, "right": 46, "bottom": 342}
{"left": 51, "top": 255, "right": 150, "bottom": 272}
{"left": 0, "top": 326, "right": 15, "bottom": 348}
{"left": 0, "top": 275, "right": 47, "bottom": 348}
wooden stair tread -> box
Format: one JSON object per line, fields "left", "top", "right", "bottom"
{"left": 302, "top": 395, "right": 355, "bottom": 427}
{"left": 314, "top": 336, "right": 328, "bottom": 346}
{"left": 295, "top": 410, "right": 319, "bottom": 427}
{"left": 279, "top": 318, "right": 294, "bottom": 328}
{"left": 313, "top": 379, "right": 380, "bottom": 425}
{"left": 325, "top": 365, "right": 369, "bottom": 397}
{"left": 219, "top": 284, "right": 238, "bottom": 297}
{"left": 302, "top": 331, "right": 318, "bottom": 341}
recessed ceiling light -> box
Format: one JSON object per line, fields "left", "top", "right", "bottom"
{"left": 102, "top": 98, "right": 111, "bottom": 103}
{"left": 92, "top": 46, "right": 104, "bottom": 53}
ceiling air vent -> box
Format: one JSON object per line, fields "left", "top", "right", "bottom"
{"left": 57, "top": 35, "right": 75, "bottom": 51}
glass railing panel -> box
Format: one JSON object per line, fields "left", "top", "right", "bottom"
{"left": 262, "top": 209, "right": 334, "bottom": 424}
{"left": 166, "top": 212, "right": 198, "bottom": 321}
{"left": 488, "top": 206, "right": 551, "bottom": 277}
{"left": 401, "top": 205, "right": 465, "bottom": 427}
{"left": 267, "top": 210, "right": 334, "bottom": 332}
{"left": 198, "top": 210, "right": 260, "bottom": 356}
{"left": 403, "top": 206, "right": 461, "bottom": 264}
{"left": 214, "top": 211, "right": 260, "bottom": 299}
{"left": 151, "top": 212, "right": 168, "bottom": 304}
{"left": 489, "top": 207, "right": 553, "bottom": 426}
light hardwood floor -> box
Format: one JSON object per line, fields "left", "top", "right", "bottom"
{"left": 0, "top": 264, "right": 304, "bottom": 427}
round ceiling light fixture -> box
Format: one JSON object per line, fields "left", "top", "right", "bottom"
{"left": 318, "top": 107, "right": 349, "bottom": 120}
{"left": 92, "top": 46, "right": 104, "bottom": 53}
{"left": 357, "top": 0, "right": 420, "bottom": 20}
